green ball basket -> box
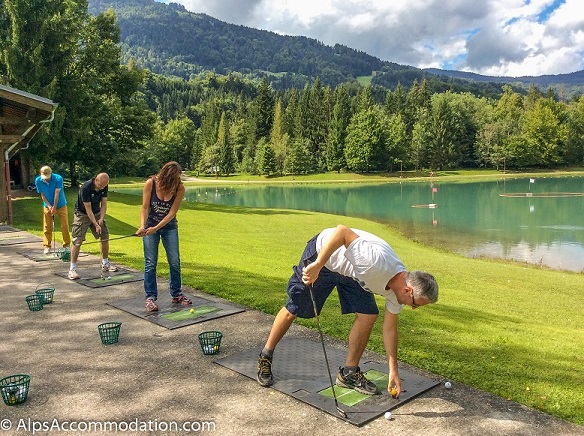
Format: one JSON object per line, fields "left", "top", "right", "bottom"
{"left": 57, "top": 248, "right": 70, "bottom": 262}
{"left": 98, "top": 322, "right": 122, "bottom": 345}
{"left": 25, "top": 294, "right": 44, "bottom": 312}
{"left": 0, "top": 374, "right": 31, "bottom": 406}
{"left": 198, "top": 331, "right": 223, "bottom": 355}
{"left": 35, "top": 283, "right": 55, "bottom": 304}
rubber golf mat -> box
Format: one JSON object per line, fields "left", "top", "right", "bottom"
{"left": 108, "top": 293, "right": 245, "bottom": 329}
{"left": 19, "top": 249, "right": 88, "bottom": 262}
{"left": 0, "top": 225, "right": 19, "bottom": 232}
{"left": 0, "top": 232, "right": 42, "bottom": 245}
{"left": 215, "top": 337, "right": 439, "bottom": 426}
{"left": 54, "top": 267, "right": 143, "bottom": 288}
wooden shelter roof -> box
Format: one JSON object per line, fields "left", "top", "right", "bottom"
{"left": 0, "top": 84, "right": 58, "bottom": 150}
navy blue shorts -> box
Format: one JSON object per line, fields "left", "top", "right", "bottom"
{"left": 285, "top": 234, "right": 379, "bottom": 319}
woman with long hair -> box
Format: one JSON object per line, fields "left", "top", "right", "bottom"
{"left": 137, "top": 161, "right": 191, "bottom": 312}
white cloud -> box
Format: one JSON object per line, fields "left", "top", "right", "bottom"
{"left": 163, "top": 0, "right": 584, "bottom": 77}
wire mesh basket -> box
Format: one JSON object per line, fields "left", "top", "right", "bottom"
{"left": 0, "top": 374, "right": 31, "bottom": 406}
{"left": 56, "top": 248, "right": 70, "bottom": 262}
{"left": 25, "top": 294, "right": 44, "bottom": 311}
{"left": 97, "top": 322, "right": 122, "bottom": 345}
{"left": 35, "top": 283, "right": 55, "bottom": 304}
{"left": 198, "top": 331, "right": 223, "bottom": 355}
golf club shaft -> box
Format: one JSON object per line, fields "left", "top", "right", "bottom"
{"left": 82, "top": 233, "right": 139, "bottom": 245}
{"left": 52, "top": 215, "right": 56, "bottom": 254}
{"left": 304, "top": 260, "right": 347, "bottom": 418}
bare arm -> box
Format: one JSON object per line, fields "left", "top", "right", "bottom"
{"left": 39, "top": 191, "right": 56, "bottom": 214}
{"left": 83, "top": 201, "right": 102, "bottom": 234}
{"left": 137, "top": 178, "right": 153, "bottom": 236}
{"left": 40, "top": 193, "right": 51, "bottom": 208}
{"left": 98, "top": 197, "right": 107, "bottom": 224}
{"left": 302, "top": 224, "right": 359, "bottom": 284}
{"left": 52, "top": 188, "right": 61, "bottom": 214}
{"left": 383, "top": 307, "right": 401, "bottom": 396}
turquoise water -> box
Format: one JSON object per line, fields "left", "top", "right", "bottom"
{"left": 114, "top": 176, "right": 584, "bottom": 272}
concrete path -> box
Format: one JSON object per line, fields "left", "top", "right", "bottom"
{"left": 1, "top": 236, "right": 582, "bottom": 435}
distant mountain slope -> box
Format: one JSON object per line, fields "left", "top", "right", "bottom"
{"left": 89, "top": 0, "right": 386, "bottom": 85}
{"left": 424, "top": 68, "right": 584, "bottom": 86}
{"left": 88, "top": 0, "right": 583, "bottom": 97}
{"left": 424, "top": 68, "right": 584, "bottom": 97}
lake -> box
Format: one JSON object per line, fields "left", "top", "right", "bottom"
{"left": 114, "top": 175, "right": 584, "bottom": 272}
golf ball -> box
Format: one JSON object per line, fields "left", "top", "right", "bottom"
{"left": 384, "top": 411, "right": 392, "bottom": 420}
{"left": 190, "top": 309, "right": 195, "bottom": 314}
{"left": 444, "top": 381, "right": 452, "bottom": 389}
{"left": 389, "top": 387, "right": 398, "bottom": 398}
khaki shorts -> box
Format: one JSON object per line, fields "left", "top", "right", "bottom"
{"left": 71, "top": 212, "right": 110, "bottom": 245}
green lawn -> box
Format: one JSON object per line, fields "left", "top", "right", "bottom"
{"left": 11, "top": 178, "right": 584, "bottom": 426}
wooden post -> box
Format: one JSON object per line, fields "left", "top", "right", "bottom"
{"left": 0, "top": 145, "right": 8, "bottom": 223}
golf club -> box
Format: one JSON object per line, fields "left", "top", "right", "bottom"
{"left": 82, "top": 233, "right": 140, "bottom": 245}
{"left": 303, "top": 259, "right": 348, "bottom": 419}
{"left": 52, "top": 214, "right": 56, "bottom": 256}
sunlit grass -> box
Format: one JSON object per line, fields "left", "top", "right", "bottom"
{"left": 109, "top": 168, "right": 584, "bottom": 187}
{"left": 11, "top": 186, "right": 584, "bottom": 425}
{"left": 356, "top": 75, "right": 373, "bottom": 86}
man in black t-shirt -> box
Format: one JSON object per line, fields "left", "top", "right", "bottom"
{"left": 68, "top": 173, "right": 119, "bottom": 279}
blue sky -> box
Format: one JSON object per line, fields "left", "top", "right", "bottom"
{"left": 160, "top": 0, "right": 584, "bottom": 77}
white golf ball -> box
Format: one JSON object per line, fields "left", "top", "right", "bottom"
{"left": 384, "top": 411, "right": 392, "bottom": 420}
{"left": 444, "top": 381, "right": 452, "bottom": 389}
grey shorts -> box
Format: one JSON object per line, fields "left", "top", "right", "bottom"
{"left": 71, "top": 212, "right": 110, "bottom": 244}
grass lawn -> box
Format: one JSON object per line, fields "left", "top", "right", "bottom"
{"left": 11, "top": 175, "right": 584, "bottom": 426}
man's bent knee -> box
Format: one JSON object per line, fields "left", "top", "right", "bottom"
{"left": 355, "top": 312, "right": 378, "bottom": 325}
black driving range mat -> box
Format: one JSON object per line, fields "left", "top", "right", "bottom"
{"left": 215, "top": 337, "right": 439, "bottom": 426}
{"left": 107, "top": 293, "right": 245, "bottom": 329}
{"left": 0, "top": 232, "right": 42, "bottom": 245}
{"left": 0, "top": 225, "right": 19, "bottom": 232}
{"left": 19, "top": 249, "right": 88, "bottom": 262}
{"left": 54, "top": 267, "right": 143, "bottom": 288}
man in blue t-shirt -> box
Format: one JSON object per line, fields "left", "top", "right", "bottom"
{"left": 67, "top": 173, "right": 118, "bottom": 280}
{"left": 35, "top": 166, "right": 71, "bottom": 254}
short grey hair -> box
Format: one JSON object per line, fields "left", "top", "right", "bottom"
{"left": 408, "top": 271, "right": 438, "bottom": 303}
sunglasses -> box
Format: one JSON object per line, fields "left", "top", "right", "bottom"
{"left": 411, "top": 293, "right": 419, "bottom": 309}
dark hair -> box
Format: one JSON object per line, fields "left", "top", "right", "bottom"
{"left": 156, "top": 162, "right": 183, "bottom": 195}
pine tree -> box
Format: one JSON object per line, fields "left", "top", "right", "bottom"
{"left": 254, "top": 77, "right": 274, "bottom": 141}
{"left": 326, "top": 85, "right": 351, "bottom": 172}
{"left": 218, "top": 112, "right": 236, "bottom": 175}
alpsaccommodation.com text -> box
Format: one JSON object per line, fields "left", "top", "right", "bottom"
{"left": 0, "top": 418, "right": 216, "bottom": 434}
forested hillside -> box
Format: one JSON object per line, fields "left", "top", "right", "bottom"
{"left": 88, "top": 0, "right": 384, "bottom": 87}
{"left": 89, "top": 0, "right": 530, "bottom": 98}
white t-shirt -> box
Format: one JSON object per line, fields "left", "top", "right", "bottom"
{"left": 316, "top": 228, "right": 406, "bottom": 314}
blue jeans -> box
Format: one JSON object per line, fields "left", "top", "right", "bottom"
{"left": 143, "top": 227, "right": 181, "bottom": 300}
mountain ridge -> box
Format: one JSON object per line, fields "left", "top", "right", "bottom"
{"left": 88, "top": 0, "right": 584, "bottom": 96}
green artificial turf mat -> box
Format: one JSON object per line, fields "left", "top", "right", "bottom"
{"left": 161, "top": 305, "right": 220, "bottom": 321}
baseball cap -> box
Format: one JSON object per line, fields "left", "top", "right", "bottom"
{"left": 40, "top": 166, "right": 52, "bottom": 180}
